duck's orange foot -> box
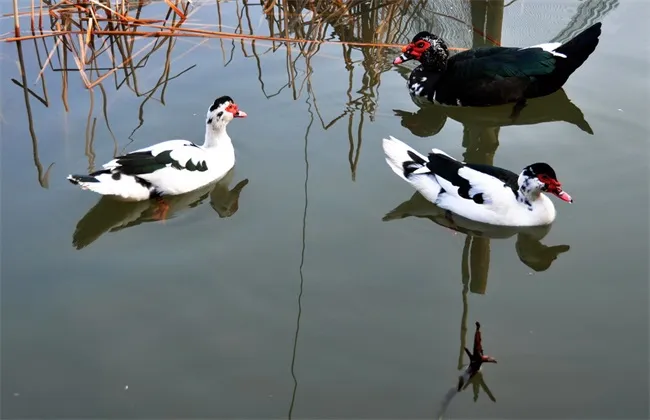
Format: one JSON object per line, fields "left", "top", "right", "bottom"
{"left": 152, "top": 198, "right": 170, "bottom": 223}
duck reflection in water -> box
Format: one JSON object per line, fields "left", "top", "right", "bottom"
{"left": 383, "top": 191, "right": 570, "bottom": 273}
{"left": 71, "top": 168, "right": 249, "bottom": 250}
{"left": 392, "top": 87, "right": 593, "bottom": 139}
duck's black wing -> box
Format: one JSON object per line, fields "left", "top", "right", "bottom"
{"left": 448, "top": 46, "right": 557, "bottom": 77}
{"left": 464, "top": 163, "right": 519, "bottom": 196}
{"left": 438, "top": 47, "right": 557, "bottom": 105}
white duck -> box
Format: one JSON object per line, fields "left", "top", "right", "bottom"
{"left": 382, "top": 136, "right": 572, "bottom": 227}
{"left": 67, "top": 95, "right": 247, "bottom": 220}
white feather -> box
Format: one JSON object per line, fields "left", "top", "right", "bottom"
{"left": 382, "top": 136, "right": 442, "bottom": 203}
{"left": 430, "top": 148, "right": 456, "bottom": 159}
{"left": 523, "top": 42, "right": 567, "bottom": 58}
{"left": 66, "top": 173, "right": 151, "bottom": 201}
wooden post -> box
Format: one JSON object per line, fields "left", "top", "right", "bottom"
{"left": 470, "top": 0, "right": 504, "bottom": 48}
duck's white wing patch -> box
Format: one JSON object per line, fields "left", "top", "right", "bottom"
{"left": 458, "top": 166, "right": 512, "bottom": 201}
{"left": 431, "top": 148, "right": 457, "bottom": 160}
{"left": 133, "top": 144, "right": 212, "bottom": 191}
{"left": 522, "top": 42, "right": 567, "bottom": 58}
{"left": 432, "top": 164, "right": 512, "bottom": 206}
{"left": 433, "top": 166, "right": 517, "bottom": 224}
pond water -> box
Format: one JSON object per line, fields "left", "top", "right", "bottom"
{"left": 1, "top": 0, "right": 648, "bottom": 418}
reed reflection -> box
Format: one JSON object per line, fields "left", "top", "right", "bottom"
{"left": 7, "top": 0, "right": 198, "bottom": 188}
{"left": 221, "top": 0, "right": 437, "bottom": 180}
{"left": 71, "top": 169, "right": 249, "bottom": 250}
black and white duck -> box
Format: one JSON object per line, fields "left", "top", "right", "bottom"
{"left": 67, "top": 95, "right": 247, "bottom": 220}
{"left": 393, "top": 23, "right": 602, "bottom": 118}
{"left": 382, "top": 136, "right": 573, "bottom": 227}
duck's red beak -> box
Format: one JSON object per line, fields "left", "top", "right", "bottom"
{"left": 540, "top": 175, "right": 573, "bottom": 203}
{"left": 393, "top": 44, "right": 413, "bottom": 65}
{"left": 553, "top": 188, "right": 573, "bottom": 203}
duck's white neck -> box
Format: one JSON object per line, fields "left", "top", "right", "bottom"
{"left": 517, "top": 173, "right": 544, "bottom": 202}
{"left": 202, "top": 124, "right": 232, "bottom": 150}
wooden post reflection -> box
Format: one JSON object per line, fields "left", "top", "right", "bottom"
{"left": 470, "top": 0, "right": 504, "bottom": 48}
{"left": 457, "top": 0, "right": 503, "bottom": 391}
{"left": 463, "top": 0, "right": 504, "bottom": 295}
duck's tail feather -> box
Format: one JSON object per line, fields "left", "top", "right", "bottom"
{"left": 382, "top": 136, "right": 442, "bottom": 202}
{"left": 67, "top": 169, "right": 152, "bottom": 201}
{"left": 552, "top": 22, "right": 602, "bottom": 82}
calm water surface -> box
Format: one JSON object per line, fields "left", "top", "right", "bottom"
{"left": 1, "top": 0, "right": 648, "bottom": 418}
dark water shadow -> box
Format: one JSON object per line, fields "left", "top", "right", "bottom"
{"left": 393, "top": 85, "right": 594, "bottom": 139}
{"left": 71, "top": 169, "right": 249, "bottom": 250}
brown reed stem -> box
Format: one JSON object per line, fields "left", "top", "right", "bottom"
{"left": 38, "top": 0, "right": 43, "bottom": 30}
{"left": 34, "top": 36, "right": 62, "bottom": 84}
{"left": 12, "top": 0, "right": 20, "bottom": 36}
{"left": 2, "top": 28, "right": 468, "bottom": 51}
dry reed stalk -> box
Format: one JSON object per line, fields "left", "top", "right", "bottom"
{"left": 88, "top": 5, "right": 101, "bottom": 32}
{"left": 15, "top": 39, "right": 54, "bottom": 188}
{"left": 1, "top": 24, "right": 469, "bottom": 51}
{"left": 1, "top": 10, "right": 33, "bottom": 18}
{"left": 30, "top": 0, "right": 35, "bottom": 33}
{"left": 58, "top": 25, "right": 70, "bottom": 111}
{"left": 163, "top": 0, "right": 185, "bottom": 22}
{"left": 12, "top": 0, "right": 20, "bottom": 36}
{"left": 34, "top": 36, "right": 62, "bottom": 84}
{"left": 216, "top": 0, "right": 226, "bottom": 63}
{"left": 263, "top": 0, "right": 276, "bottom": 14}
{"left": 87, "top": 36, "right": 157, "bottom": 88}
{"left": 85, "top": 15, "right": 93, "bottom": 45}
{"left": 38, "top": 0, "right": 43, "bottom": 31}
{"left": 84, "top": 88, "right": 96, "bottom": 172}
{"left": 85, "top": 0, "right": 143, "bottom": 24}
{"left": 68, "top": 33, "right": 91, "bottom": 86}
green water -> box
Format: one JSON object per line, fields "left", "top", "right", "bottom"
{"left": 1, "top": 0, "right": 648, "bottom": 418}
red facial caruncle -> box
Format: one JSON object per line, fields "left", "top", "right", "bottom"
{"left": 537, "top": 174, "right": 573, "bottom": 203}
{"left": 403, "top": 40, "right": 431, "bottom": 59}
{"left": 225, "top": 103, "right": 247, "bottom": 118}
{"left": 393, "top": 39, "right": 431, "bottom": 64}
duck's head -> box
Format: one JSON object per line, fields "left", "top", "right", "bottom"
{"left": 206, "top": 95, "right": 247, "bottom": 130}
{"left": 519, "top": 163, "right": 573, "bottom": 203}
{"left": 393, "top": 31, "right": 449, "bottom": 71}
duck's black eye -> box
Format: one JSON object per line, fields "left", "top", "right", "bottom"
{"left": 416, "top": 41, "right": 426, "bottom": 48}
